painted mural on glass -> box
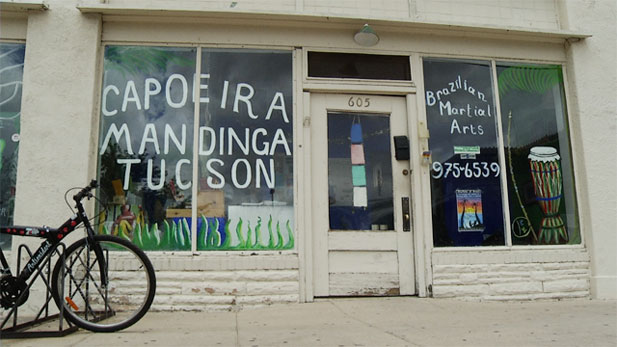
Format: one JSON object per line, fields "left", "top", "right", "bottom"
{"left": 98, "top": 46, "right": 294, "bottom": 251}
{"left": 498, "top": 64, "right": 579, "bottom": 245}
{"left": 0, "top": 43, "right": 24, "bottom": 250}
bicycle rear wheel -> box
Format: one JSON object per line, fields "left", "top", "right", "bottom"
{"left": 51, "top": 235, "right": 156, "bottom": 332}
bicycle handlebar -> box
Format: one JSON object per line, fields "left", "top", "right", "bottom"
{"left": 73, "top": 180, "right": 98, "bottom": 202}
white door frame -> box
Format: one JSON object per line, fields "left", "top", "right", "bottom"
{"left": 307, "top": 93, "right": 416, "bottom": 298}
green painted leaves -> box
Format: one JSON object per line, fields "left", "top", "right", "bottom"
{"left": 198, "top": 215, "right": 294, "bottom": 251}
{"left": 101, "top": 215, "right": 294, "bottom": 251}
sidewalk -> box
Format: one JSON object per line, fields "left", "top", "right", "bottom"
{"left": 2, "top": 297, "right": 616, "bottom": 347}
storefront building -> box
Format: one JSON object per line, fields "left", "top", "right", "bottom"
{"left": 1, "top": 0, "right": 615, "bottom": 310}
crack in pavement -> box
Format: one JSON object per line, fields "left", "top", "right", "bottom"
{"left": 235, "top": 310, "right": 240, "bottom": 347}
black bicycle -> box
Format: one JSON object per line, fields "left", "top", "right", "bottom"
{"left": 0, "top": 180, "right": 156, "bottom": 332}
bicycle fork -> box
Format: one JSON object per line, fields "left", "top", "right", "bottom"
{"left": 75, "top": 203, "right": 108, "bottom": 288}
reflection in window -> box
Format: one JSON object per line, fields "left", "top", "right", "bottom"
{"left": 0, "top": 43, "right": 25, "bottom": 250}
{"left": 498, "top": 64, "right": 580, "bottom": 245}
{"left": 423, "top": 58, "right": 505, "bottom": 247}
{"left": 328, "top": 113, "right": 393, "bottom": 231}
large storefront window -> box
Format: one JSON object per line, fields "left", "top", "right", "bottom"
{"left": 0, "top": 43, "right": 25, "bottom": 250}
{"left": 423, "top": 59, "right": 505, "bottom": 247}
{"left": 498, "top": 63, "right": 580, "bottom": 245}
{"left": 98, "top": 46, "right": 293, "bottom": 251}
{"left": 423, "top": 58, "right": 580, "bottom": 247}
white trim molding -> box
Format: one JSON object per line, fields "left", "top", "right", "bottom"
{"left": 77, "top": 4, "right": 590, "bottom": 44}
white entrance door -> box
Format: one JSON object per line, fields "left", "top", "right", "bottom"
{"left": 311, "top": 94, "right": 415, "bottom": 297}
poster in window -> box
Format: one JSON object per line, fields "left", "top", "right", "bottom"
{"left": 456, "top": 189, "right": 484, "bottom": 232}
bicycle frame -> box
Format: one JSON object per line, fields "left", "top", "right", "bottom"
{"left": 0, "top": 199, "right": 107, "bottom": 287}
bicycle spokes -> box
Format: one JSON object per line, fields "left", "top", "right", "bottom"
{"left": 53, "top": 236, "right": 154, "bottom": 331}
{"left": 61, "top": 244, "right": 115, "bottom": 323}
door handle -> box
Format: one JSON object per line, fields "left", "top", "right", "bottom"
{"left": 401, "top": 197, "right": 411, "bottom": 232}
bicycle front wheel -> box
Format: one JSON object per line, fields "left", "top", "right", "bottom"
{"left": 51, "top": 235, "right": 156, "bottom": 332}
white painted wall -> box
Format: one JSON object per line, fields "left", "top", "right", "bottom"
{"left": 561, "top": 0, "right": 617, "bottom": 299}
{"left": 2, "top": 1, "right": 102, "bottom": 314}
{"left": 15, "top": 2, "right": 100, "bottom": 228}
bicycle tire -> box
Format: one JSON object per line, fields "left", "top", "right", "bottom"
{"left": 51, "top": 235, "right": 156, "bottom": 332}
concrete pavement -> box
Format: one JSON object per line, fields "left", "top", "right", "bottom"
{"left": 2, "top": 297, "right": 616, "bottom": 347}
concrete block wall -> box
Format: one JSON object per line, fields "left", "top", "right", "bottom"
{"left": 149, "top": 253, "right": 299, "bottom": 311}
{"left": 431, "top": 249, "right": 591, "bottom": 301}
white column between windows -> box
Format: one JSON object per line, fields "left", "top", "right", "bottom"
{"left": 191, "top": 47, "right": 202, "bottom": 253}
{"left": 490, "top": 60, "right": 513, "bottom": 247}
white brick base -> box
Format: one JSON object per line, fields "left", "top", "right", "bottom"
{"left": 431, "top": 248, "right": 591, "bottom": 300}
{"left": 147, "top": 252, "right": 299, "bottom": 311}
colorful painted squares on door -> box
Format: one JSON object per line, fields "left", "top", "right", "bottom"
{"left": 351, "top": 121, "right": 367, "bottom": 207}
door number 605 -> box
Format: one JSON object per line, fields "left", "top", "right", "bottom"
{"left": 348, "top": 97, "right": 371, "bottom": 108}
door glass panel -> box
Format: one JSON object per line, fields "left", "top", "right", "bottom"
{"left": 328, "top": 113, "right": 393, "bottom": 231}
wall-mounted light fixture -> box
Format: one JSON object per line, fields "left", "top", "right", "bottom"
{"left": 353, "top": 24, "right": 379, "bottom": 47}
